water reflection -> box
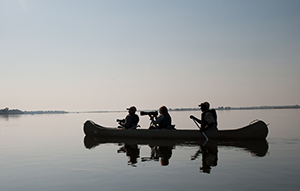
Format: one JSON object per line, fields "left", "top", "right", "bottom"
{"left": 115, "top": 143, "right": 174, "bottom": 166}
{"left": 191, "top": 141, "right": 218, "bottom": 173}
{"left": 142, "top": 145, "right": 173, "bottom": 166}
{"left": 84, "top": 136, "right": 268, "bottom": 172}
{"left": 0, "top": 114, "right": 22, "bottom": 121}
{"left": 117, "top": 144, "right": 140, "bottom": 166}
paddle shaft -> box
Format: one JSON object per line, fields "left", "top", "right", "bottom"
{"left": 192, "top": 118, "right": 209, "bottom": 140}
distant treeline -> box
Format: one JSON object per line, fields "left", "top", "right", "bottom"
{"left": 0, "top": 108, "right": 23, "bottom": 115}
{"left": 215, "top": 105, "right": 300, "bottom": 110}
{"left": 23, "top": 110, "right": 68, "bottom": 114}
{"left": 169, "top": 105, "right": 300, "bottom": 111}
{"left": 1, "top": 105, "right": 299, "bottom": 115}
{"left": 0, "top": 107, "right": 68, "bottom": 115}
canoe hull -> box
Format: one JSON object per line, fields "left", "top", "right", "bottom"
{"left": 83, "top": 120, "right": 268, "bottom": 140}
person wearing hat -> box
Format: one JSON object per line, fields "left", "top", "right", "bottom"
{"left": 150, "top": 106, "right": 174, "bottom": 129}
{"left": 117, "top": 106, "right": 140, "bottom": 129}
{"left": 190, "top": 102, "right": 218, "bottom": 131}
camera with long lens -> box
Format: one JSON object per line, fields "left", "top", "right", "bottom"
{"left": 140, "top": 111, "right": 158, "bottom": 117}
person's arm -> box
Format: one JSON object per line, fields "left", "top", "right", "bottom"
{"left": 119, "top": 115, "right": 131, "bottom": 128}
{"left": 121, "top": 114, "right": 139, "bottom": 128}
{"left": 190, "top": 115, "right": 202, "bottom": 124}
{"left": 152, "top": 114, "right": 164, "bottom": 125}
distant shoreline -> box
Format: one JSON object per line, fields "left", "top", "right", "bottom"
{"left": 170, "top": 105, "right": 300, "bottom": 112}
{"left": 0, "top": 108, "right": 68, "bottom": 115}
{"left": 1, "top": 105, "right": 299, "bottom": 115}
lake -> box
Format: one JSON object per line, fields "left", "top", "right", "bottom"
{"left": 1, "top": 109, "right": 299, "bottom": 191}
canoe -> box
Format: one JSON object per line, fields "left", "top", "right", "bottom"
{"left": 83, "top": 119, "right": 268, "bottom": 140}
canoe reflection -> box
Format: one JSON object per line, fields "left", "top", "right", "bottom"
{"left": 83, "top": 136, "right": 268, "bottom": 172}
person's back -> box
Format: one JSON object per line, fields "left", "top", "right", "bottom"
{"left": 190, "top": 102, "right": 218, "bottom": 131}
{"left": 123, "top": 113, "right": 139, "bottom": 129}
{"left": 150, "top": 106, "right": 174, "bottom": 129}
{"left": 158, "top": 112, "right": 172, "bottom": 129}
{"left": 201, "top": 109, "right": 218, "bottom": 131}
{"left": 117, "top": 106, "right": 139, "bottom": 129}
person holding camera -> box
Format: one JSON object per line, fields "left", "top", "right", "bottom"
{"left": 117, "top": 106, "right": 139, "bottom": 129}
{"left": 190, "top": 101, "right": 218, "bottom": 131}
{"left": 149, "top": 106, "right": 174, "bottom": 129}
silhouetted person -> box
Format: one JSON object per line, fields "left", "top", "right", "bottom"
{"left": 149, "top": 106, "right": 174, "bottom": 129}
{"left": 190, "top": 102, "right": 218, "bottom": 131}
{"left": 117, "top": 106, "right": 139, "bottom": 129}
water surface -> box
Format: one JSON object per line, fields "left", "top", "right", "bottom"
{"left": 0, "top": 109, "right": 299, "bottom": 191}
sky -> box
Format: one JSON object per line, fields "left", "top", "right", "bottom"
{"left": 1, "top": 0, "right": 300, "bottom": 111}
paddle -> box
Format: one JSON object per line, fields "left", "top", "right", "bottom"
{"left": 191, "top": 118, "right": 209, "bottom": 140}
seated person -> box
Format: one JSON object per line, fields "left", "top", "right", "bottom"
{"left": 117, "top": 106, "right": 139, "bottom": 129}
{"left": 150, "top": 106, "right": 174, "bottom": 129}
{"left": 190, "top": 101, "right": 218, "bottom": 131}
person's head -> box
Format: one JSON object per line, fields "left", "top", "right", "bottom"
{"left": 127, "top": 106, "right": 137, "bottom": 114}
{"left": 199, "top": 102, "right": 210, "bottom": 112}
{"left": 160, "top": 158, "right": 169, "bottom": 166}
{"left": 159, "top": 106, "right": 168, "bottom": 114}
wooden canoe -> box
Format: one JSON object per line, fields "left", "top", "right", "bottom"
{"left": 83, "top": 120, "right": 268, "bottom": 140}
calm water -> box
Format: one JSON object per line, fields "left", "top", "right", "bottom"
{"left": 0, "top": 109, "right": 300, "bottom": 191}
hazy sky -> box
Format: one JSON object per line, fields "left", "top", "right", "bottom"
{"left": 1, "top": 0, "right": 300, "bottom": 111}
